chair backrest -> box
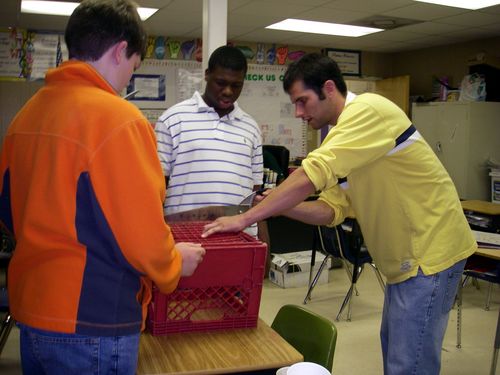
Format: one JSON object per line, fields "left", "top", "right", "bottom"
{"left": 271, "top": 304, "right": 337, "bottom": 371}
{"left": 464, "top": 255, "right": 500, "bottom": 284}
{"left": 263, "top": 145, "right": 290, "bottom": 179}
{"left": 317, "top": 218, "right": 372, "bottom": 266}
{"left": 0, "top": 221, "right": 16, "bottom": 296}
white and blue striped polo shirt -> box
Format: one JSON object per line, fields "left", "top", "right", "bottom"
{"left": 155, "top": 91, "right": 263, "bottom": 235}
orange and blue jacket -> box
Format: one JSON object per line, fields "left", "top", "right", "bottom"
{"left": 0, "top": 61, "right": 181, "bottom": 336}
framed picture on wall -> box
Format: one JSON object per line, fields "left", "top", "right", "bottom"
{"left": 323, "top": 48, "right": 361, "bottom": 76}
{"left": 126, "top": 73, "right": 166, "bottom": 108}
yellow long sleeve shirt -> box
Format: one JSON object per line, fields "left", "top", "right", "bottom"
{"left": 303, "top": 93, "right": 476, "bottom": 284}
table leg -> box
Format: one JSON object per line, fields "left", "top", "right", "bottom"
{"left": 490, "top": 308, "right": 500, "bottom": 375}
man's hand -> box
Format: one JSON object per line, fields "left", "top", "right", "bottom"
{"left": 253, "top": 188, "right": 272, "bottom": 205}
{"left": 202, "top": 214, "right": 247, "bottom": 237}
{"left": 176, "top": 242, "right": 206, "bottom": 276}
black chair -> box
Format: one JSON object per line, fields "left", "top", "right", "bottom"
{"left": 304, "top": 218, "right": 385, "bottom": 321}
{"left": 263, "top": 145, "right": 290, "bottom": 181}
{"left": 0, "top": 225, "right": 15, "bottom": 357}
{"left": 456, "top": 255, "right": 500, "bottom": 345}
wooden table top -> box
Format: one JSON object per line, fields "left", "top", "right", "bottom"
{"left": 476, "top": 247, "right": 500, "bottom": 261}
{"left": 137, "top": 319, "right": 303, "bottom": 375}
{"left": 461, "top": 200, "right": 500, "bottom": 215}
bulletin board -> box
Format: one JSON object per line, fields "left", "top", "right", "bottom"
{"left": 0, "top": 29, "right": 68, "bottom": 81}
{"left": 29, "top": 32, "right": 68, "bottom": 80}
{"left": 132, "top": 60, "right": 307, "bottom": 159}
{"left": 0, "top": 30, "right": 23, "bottom": 79}
{"left": 238, "top": 64, "right": 306, "bottom": 160}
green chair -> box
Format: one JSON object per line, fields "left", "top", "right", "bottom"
{"left": 271, "top": 304, "right": 337, "bottom": 372}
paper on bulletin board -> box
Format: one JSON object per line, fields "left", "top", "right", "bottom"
{"left": 0, "top": 30, "right": 23, "bottom": 80}
{"left": 238, "top": 64, "right": 306, "bottom": 160}
{"left": 176, "top": 67, "right": 203, "bottom": 102}
{"left": 29, "top": 33, "right": 68, "bottom": 80}
{"left": 325, "top": 48, "right": 361, "bottom": 76}
{"left": 127, "top": 74, "right": 166, "bottom": 102}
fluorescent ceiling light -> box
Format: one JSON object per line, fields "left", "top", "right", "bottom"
{"left": 413, "top": 0, "right": 500, "bottom": 10}
{"left": 266, "top": 19, "right": 383, "bottom": 37}
{"left": 21, "top": 1, "right": 158, "bottom": 20}
{"left": 137, "top": 7, "right": 158, "bottom": 20}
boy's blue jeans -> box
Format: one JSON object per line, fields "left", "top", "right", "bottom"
{"left": 381, "top": 259, "right": 466, "bottom": 375}
{"left": 19, "top": 324, "right": 140, "bottom": 375}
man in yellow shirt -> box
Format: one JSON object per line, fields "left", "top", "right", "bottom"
{"left": 203, "top": 53, "right": 476, "bottom": 375}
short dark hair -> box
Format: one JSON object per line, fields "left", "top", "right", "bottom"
{"left": 65, "top": 0, "right": 147, "bottom": 61}
{"left": 283, "top": 53, "right": 347, "bottom": 99}
{"left": 207, "top": 45, "right": 248, "bottom": 75}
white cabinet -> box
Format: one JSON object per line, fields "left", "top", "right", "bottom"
{"left": 412, "top": 102, "right": 500, "bottom": 201}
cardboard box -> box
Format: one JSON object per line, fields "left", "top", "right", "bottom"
{"left": 269, "top": 250, "right": 330, "bottom": 288}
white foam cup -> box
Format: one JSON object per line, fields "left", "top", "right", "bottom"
{"left": 276, "top": 366, "right": 290, "bottom": 375}
{"left": 287, "top": 362, "right": 330, "bottom": 375}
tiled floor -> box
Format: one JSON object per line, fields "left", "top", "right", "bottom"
{"left": 260, "top": 266, "right": 499, "bottom": 375}
{"left": 0, "top": 264, "right": 498, "bottom": 375}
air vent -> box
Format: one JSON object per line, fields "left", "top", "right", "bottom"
{"left": 351, "top": 15, "right": 423, "bottom": 30}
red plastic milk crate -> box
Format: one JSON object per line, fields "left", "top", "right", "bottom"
{"left": 147, "top": 221, "right": 267, "bottom": 335}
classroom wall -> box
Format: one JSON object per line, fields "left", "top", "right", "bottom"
{"left": 0, "top": 38, "right": 394, "bottom": 150}
{"left": 1, "top": 36, "right": 497, "bottom": 147}
{"left": 390, "top": 36, "right": 500, "bottom": 98}
{"left": 359, "top": 51, "right": 394, "bottom": 79}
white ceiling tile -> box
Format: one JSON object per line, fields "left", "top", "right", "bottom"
{"left": 442, "top": 27, "right": 499, "bottom": 39}
{"left": 480, "top": 22, "right": 500, "bottom": 31}
{"left": 479, "top": 4, "right": 500, "bottom": 14}
{"left": 322, "top": 0, "right": 415, "bottom": 13}
{"left": 146, "top": 22, "right": 200, "bottom": 37}
{"left": 265, "top": 0, "right": 335, "bottom": 6}
{"left": 229, "top": 14, "right": 284, "bottom": 29}
{"left": 407, "top": 34, "right": 461, "bottom": 46}
{"left": 229, "top": 0, "right": 253, "bottom": 11}
{"left": 161, "top": 0, "right": 202, "bottom": 13}
{"left": 136, "top": 0, "right": 173, "bottom": 8}
{"left": 382, "top": 3, "right": 467, "bottom": 21}
{"left": 288, "top": 33, "right": 349, "bottom": 46}
{"left": 359, "top": 29, "right": 428, "bottom": 42}
{"left": 437, "top": 12, "right": 500, "bottom": 27}
{"left": 231, "top": 1, "right": 313, "bottom": 17}
{"left": 235, "top": 29, "right": 301, "bottom": 44}
{"left": 146, "top": 8, "right": 201, "bottom": 35}
{"left": 228, "top": 25, "right": 259, "bottom": 39}
{"left": 396, "top": 21, "right": 465, "bottom": 35}
{"left": 295, "top": 8, "right": 373, "bottom": 23}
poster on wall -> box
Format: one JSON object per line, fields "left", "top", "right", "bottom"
{"left": 30, "top": 32, "right": 68, "bottom": 80}
{"left": 176, "top": 67, "right": 202, "bottom": 102}
{"left": 0, "top": 30, "right": 23, "bottom": 79}
{"left": 238, "top": 64, "right": 307, "bottom": 160}
{"left": 323, "top": 48, "right": 361, "bottom": 76}
{"left": 126, "top": 74, "right": 166, "bottom": 102}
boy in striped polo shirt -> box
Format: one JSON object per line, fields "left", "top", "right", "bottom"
{"left": 155, "top": 46, "right": 265, "bottom": 239}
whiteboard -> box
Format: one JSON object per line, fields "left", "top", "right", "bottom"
{"left": 132, "top": 59, "right": 307, "bottom": 160}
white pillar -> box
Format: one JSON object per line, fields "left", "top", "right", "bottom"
{"left": 202, "top": 0, "right": 228, "bottom": 74}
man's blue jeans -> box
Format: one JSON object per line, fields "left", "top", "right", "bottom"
{"left": 19, "top": 324, "right": 140, "bottom": 375}
{"left": 381, "top": 259, "right": 466, "bottom": 375}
